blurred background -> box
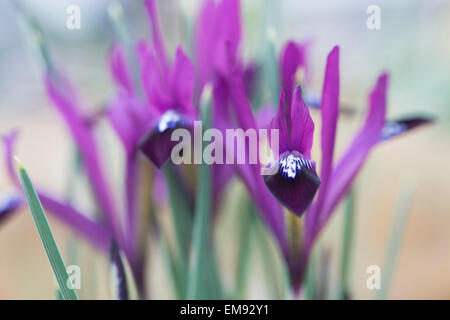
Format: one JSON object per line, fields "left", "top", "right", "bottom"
{"left": 0, "top": 0, "right": 449, "bottom": 299}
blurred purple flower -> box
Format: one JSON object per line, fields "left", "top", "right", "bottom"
{"left": 138, "top": 44, "right": 197, "bottom": 168}
{"left": 195, "top": 0, "right": 241, "bottom": 97}
{"left": 263, "top": 86, "right": 320, "bottom": 216}
{"left": 136, "top": 1, "right": 198, "bottom": 169}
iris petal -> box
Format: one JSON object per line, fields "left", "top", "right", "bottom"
{"left": 139, "top": 110, "right": 191, "bottom": 168}
{"left": 317, "top": 73, "right": 388, "bottom": 231}
{"left": 194, "top": 0, "right": 241, "bottom": 91}
{"left": 307, "top": 46, "right": 339, "bottom": 234}
{"left": 380, "top": 116, "right": 434, "bottom": 141}
{"left": 0, "top": 192, "right": 22, "bottom": 225}
{"left": 109, "top": 44, "right": 133, "bottom": 94}
{"left": 279, "top": 41, "right": 308, "bottom": 107}
{"left": 264, "top": 152, "right": 321, "bottom": 217}
{"left": 290, "top": 86, "right": 315, "bottom": 158}
{"left": 170, "top": 47, "right": 197, "bottom": 118}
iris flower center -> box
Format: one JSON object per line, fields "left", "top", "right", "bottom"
{"left": 279, "top": 154, "right": 313, "bottom": 179}
{"left": 158, "top": 110, "right": 182, "bottom": 132}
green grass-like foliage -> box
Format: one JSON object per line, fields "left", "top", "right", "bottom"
{"left": 16, "top": 158, "right": 78, "bottom": 300}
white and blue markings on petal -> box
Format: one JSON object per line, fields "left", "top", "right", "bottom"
{"left": 158, "top": 110, "right": 182, "bottom": 132}
{"left": 380, "top": 122, "right": 406, "bottom": 140}
{"left": 279, "top": 154, "right": 313, "bottom": 179}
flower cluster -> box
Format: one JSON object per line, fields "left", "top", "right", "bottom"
{"left": 1, "top": 0, "right": 433, "bottom": 298}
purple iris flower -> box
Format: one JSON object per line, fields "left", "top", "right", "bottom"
{"left": 137, "top": 2, "right": 197, "bottom": 168}
{"left": 219, "top": 38, "right": 433, "bottom": 292}
{"left": 270, "top": 46, "right": 431, "bottom": 290}
{"left": 263, "top": 87, "right": 320, "bottom": 216}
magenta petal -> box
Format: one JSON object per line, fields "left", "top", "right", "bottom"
{"left": 289, "top": 85, "right": 314, "bottom": 158}
{"left": 39, "top": 193, "right": 112, "bottom": 251}
{"left": 2, "top": 130, "right": 20, "bottom": 185}
{"left": 108, "top": 92, "right": 154, "bottom": 153}
{"left": 145, "top": 0, "right": 168, "bottom": 74}
{"left": 217, "top": 0, "right": 241, "bottom": 53}
{"left": 318, "top": 46, "right": 339, "bottom": 180}
{"left": 194, "top": 0, "right": 241, "bottom": 91}
{"left": 264, "top": 152, "right": 320, "bottom": 216}
{"left": 269, "top": 92, "right": 290, "bottom": 154}
{"left": 380, "top": 116, "right": 434, "bottom": 141}
{"left": 139, "top": 110, "right": 191, "bottom": 168}
{"left": 318, "top": 73, "right": 388, "bottom": 230}
{"left": 212, "top": 163, "right": 234, "bottom": 211}
{"left": 211, "top": 0, "right": 241, "bottom": 78}
{"left": 108, "top": 94, "right": 139, "bottom": 151}
{"left": 45, "top": 72, "right": 123, "bottom": 246}
{"left": 109, "top": 44, "right": 133, "bottom": 94}
{"left": 194, "top": 0, "right": 216, "bottom": 90}
{"left": 137, "top": 41, "right": 171, "bottom": 113}
{"left": 243, "top": 62, "right": 260, "bottom": 101}
{"left": 307, "top": 46, "right": 339, "bottom": 231}
{"left": 170, "top": 46, "right": 196, "bottom": 117}
{"left": 279, "top": 41, "right": 307, "bottom": 107}
{"left": 256, "top": 104, "right": 275, "bottom": 130}
{"left": 0, "top": 192, "right": 22, "bottom": 225}
{"left": 225, "top": 71, "right": 288, "bottom": 254}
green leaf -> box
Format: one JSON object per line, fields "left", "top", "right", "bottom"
{"left": 163, "top": 165, "right": 193, "bottom": 259}
{"left": 16, "top": 158, "right": 78, "bottom": 300}
{"left": 316, "top": 248, "right": 331, "bottom": 300}
{"left": 253, "top": 211, "right": 285, "bottom": 299}
{"left": 263, "top": 0, "right": 280, "bottom": 106}
{"left": 163, "top": 164, "right": 192, "bottom": 299}
{"left": 304, "top": 251, "right": 317, "bottom": 300}
{"left": 160, "top": 234, "right": 187, "bottom": 299}
{"left": 17, "top": 159, "right": 78, "bottom": 300}
{"left": 187, "top": 90, "right": 222, "bottom": 299}
{"left": 234, "top": 199, "right": 256, "bottom": 299}
{"left": 376, "top": 183, "right": 414, "bottom": 300}
{"left": 154, "top": 210, "right": 187, "bottom": 299}
{"left": 339, "top": 188, "right": 356, "bottom": 299}
{"left": 12, "top": 1, "right": 55, "bottom": 73}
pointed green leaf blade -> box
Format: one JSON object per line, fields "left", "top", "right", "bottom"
{"left": 339, "top": 188, "right": 356, "bottom": 299}
{"left": 16, "top": 159, "right": 78, "bottom": 300}
{"left": 376, "top": 182, "right": 414, "bottom": 300}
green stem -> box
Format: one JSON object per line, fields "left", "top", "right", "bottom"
{"left": 163, "top": 165, "right": 193, "bottom": 298}
{"left": 339, "top": 188, "right": 355, "bottom": 299}
{"left": 235, "top": 200, "right": 255, "bottom": 299}
{"left": 187, "top": 101, "right": 222, "bottom": 299}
